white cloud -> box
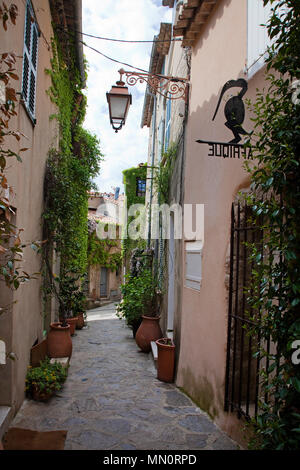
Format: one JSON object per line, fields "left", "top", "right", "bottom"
{"left": 82, "top": 0, "right": 172, "bottom": 193}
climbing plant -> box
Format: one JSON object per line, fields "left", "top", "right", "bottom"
{"left": 154, "top": 142, "right": 178, "bottom": 204}
{"left": 87, "top": 227, "right": 122, "bottom": 272}
{"left": 0, "top": 3, "right": 38, "bottom": 300}
{"left": 243, "top": 0, "right": 300, "bottom": 450}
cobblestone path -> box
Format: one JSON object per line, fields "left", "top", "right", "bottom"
{"left": 10, "top": 304, "right": 239, "bottom": 450}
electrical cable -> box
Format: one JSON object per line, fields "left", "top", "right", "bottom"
{"left": 56, "top": 25, "right": 181, "bottom": 44}
{"left": 80, "top": 40, "right": 150, "bottom": 74}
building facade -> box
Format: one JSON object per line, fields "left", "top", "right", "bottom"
{"left": 87, "top": 191, "right": 124, "bottom": 307}
{"left": 149, "top": 0, "right": 278, "bottom": 445}
{"left": 0, "top": 0, "right": 84, "bottom": 436}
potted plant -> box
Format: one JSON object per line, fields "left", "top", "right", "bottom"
{"left": 72, "top": 289, "right": 87, "bottom": 330}
{"left": 25, "top": 357, "right": 68, "bottom": 401}
{"left": 156, "top": 338, "right": 175, "bottom": 383}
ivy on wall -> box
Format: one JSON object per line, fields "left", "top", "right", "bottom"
{"left": 122, "top": 164, "right": 147, "bottom": 259}
{"left": 43, "top": 33, "right": 103, "bottom": 321}
{"left": 87, "top": 226, "right": 122, "bottom": 272}
{"left": 154, "top": 143, "right": 178, "bottom": 204}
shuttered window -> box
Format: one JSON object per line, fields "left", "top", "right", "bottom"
{"left": 247, "top": 0, "right": 287, "bottom": 79}
{"left": 22, "top": 0, "right": 39, "bottom": 122}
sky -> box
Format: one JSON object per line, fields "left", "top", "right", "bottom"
{"left": 82, "top": 0, "right": 172, "bottom": 194}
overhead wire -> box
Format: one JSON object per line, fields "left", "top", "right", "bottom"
{"left": 56, "top": 25, "right": 181, "bottom": 44}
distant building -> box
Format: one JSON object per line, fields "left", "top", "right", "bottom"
{"left": 86, "top": 192, "right": 124, "bottom": 307}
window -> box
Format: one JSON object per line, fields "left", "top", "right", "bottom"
{"left": 185, "top": 240, "right": 202, "bottom": 291}
{"left": 21, "top": 0, "right": 39, "bottom": 122}
{"left": 136, "top": 177, "right": 146, "bottom": 198}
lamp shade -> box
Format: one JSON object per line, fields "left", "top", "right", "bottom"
{"left": 106, "top": 82, "right": 132, "bottom": 132}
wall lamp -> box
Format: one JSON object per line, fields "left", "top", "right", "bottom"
{"left": 106, "top": 68, "right": 189, "bottom": 132}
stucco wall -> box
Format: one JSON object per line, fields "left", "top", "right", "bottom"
{"left": 176, "top": 0, "right": 268, "bottom": 445}
{"left": 0, "top": 0, "right": 58, "bottom": 413}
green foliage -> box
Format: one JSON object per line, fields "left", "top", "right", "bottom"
{"left": 123, "top": 164, "right": 147, "bottom": 207}
{"left": 122, "top": 164, "right": 147, "bottom": 260}
{"left": 25, "top": 357, "right": 68, "bottom": 397}
{"left": 55, "top": 271, "right": 86, "bottom": 320}
{"left": 243, "top": 0, "right": 300, "bottom": 450}
{"left": 154, "top": 143, "right": 178, "bottom": 204}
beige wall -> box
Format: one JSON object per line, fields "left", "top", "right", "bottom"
{"left": 176, "top": 0, "right": 267, "bottom": 445}
{"left": 0, "top": 0, "right": 58, "bottom": 414}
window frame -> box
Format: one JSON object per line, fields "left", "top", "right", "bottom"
{"left": 136, "top": 177, "right": 146, "bottom": 198}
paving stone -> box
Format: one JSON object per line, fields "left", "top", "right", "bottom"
{"left": 178, "top": 414, "right": 218, "bottom": 433}
{"left": 73, "top": 430, "right": 119, "bottom": 450}
{"left": 185, "top": 433, "right": 209, "bottom": 449}
{"left": 163, "top": 406, "right": 200, "bottom": 416}
{"left": 8, "top": 303, "right": 238, "bottom": 450}
{"left": 91, "top": 418, "right": 132, "bottom": 435}
{"left": 165, "top": 390, "right": 193, "bottom": 407}
{"left": 211, "top": 434, "right": 240, "bottom": 450}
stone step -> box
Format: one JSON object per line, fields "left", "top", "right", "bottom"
{"left": 0, "top": 406, "right": 12, "bottom": 440}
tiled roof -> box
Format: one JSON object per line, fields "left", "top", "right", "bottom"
{"left": 173, "top": 0, "right": 218, "bottom": 47}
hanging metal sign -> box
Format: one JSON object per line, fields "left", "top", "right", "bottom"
{"left": 196, "top": 78, "right": 253, "bottom": 160}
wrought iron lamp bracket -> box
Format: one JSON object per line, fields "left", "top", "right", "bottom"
{"left": 118, "top": 68, "right": 189, "bottom": 102}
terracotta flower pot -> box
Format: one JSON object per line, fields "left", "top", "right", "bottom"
{"left": 156, "top": 338, "right": 175, "bottom": 383}
{"left": 76, "top": 312, "right": 85, "bottom": 330}
{"left": 67, "top": 317, "right": 78, "bottom": 336}
{"left": 135, "top": 315, "right": 162, "bottom": 353}
{"left": 47, "top": 322, "right": 72, "bottom": 358}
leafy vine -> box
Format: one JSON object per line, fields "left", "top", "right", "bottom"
{"left": 244, "top": 0, "right": 300, "bottom": 450}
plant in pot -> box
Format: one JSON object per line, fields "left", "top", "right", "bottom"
{"left": 57, "top": 271, "right": 85, "bottom": 335}
{"left": 25, "top": 357, "right": 68, "bottom": 402}
{"left": 156, "top": 338, "right": 175, "bottom": 383}
{"left": 47, "top": 271, "right": 82, "bottom": 358}
{"left": 117, "top": 273, "right": 145, "bottom": 337}
{"left": 116, "top": 247, "right": 154, "bottom": 336}
{"left": 72, "top": 289, "right": 87, "bottom": 330}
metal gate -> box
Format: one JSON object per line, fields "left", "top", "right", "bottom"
{"left": 224, "top": 202, "right": 262, "bottom": 420}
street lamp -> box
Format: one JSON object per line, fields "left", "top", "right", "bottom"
{"left": 106, "top": 76, "right": 132, "bottom": 133}
{"left": 107, "top": 68, "right": 189, "bottom": 132}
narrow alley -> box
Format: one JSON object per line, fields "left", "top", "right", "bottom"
{"left": 9, "top": 304, "right": 239, "bottom": 451}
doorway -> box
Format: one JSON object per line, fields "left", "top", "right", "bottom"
{"left": 100, "top": 267, "right": 108, "bottom": 297}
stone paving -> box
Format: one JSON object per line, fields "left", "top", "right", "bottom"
{"left": 10, "top": 303, "right": 239, "bottom": 450}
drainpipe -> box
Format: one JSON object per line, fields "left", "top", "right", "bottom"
{"left": 147, "top": 92, "right": 157, "bottom": 248}
{"left": 74, "top": 0, "right": 86, "bottom": 88}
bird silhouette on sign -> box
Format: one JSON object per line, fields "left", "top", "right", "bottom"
{"left": 212, "top": 79, "right": 248, "bottom": 144}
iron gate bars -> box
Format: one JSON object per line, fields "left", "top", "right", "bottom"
{"left": 224, "top": 202, "right": 263, "bottom": 420}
